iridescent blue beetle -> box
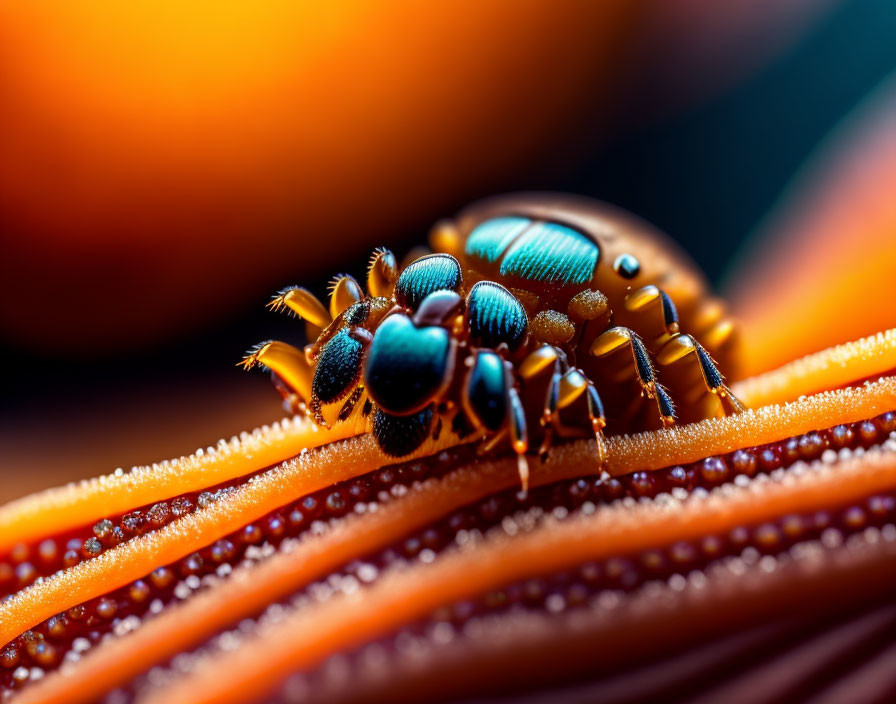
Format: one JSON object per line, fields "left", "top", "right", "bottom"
{"left": 242, "top": 193, "right": 744, "bottom": 488}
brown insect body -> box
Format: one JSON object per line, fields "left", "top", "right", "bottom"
{"left": 243, "top": 193, "right": 744, "bottom": 485}
{"left": 443, "top": 193, "right": 743, "bottom": 432}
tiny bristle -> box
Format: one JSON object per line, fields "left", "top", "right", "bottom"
{"left": 266, "top": 286, "right": 301, "bottom": 311}
{"left": 655, "top": 383, "right": 676, "bottom": 420}
{"left": 237, "top": 341, "right": 274, "bottom": 371}
{"left": 327, "top": 275, "right": 352, "bottom": 294}
{"left": 367, "top": 247, "right": 388, "bottom": 271}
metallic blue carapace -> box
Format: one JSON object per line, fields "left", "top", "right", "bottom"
{"left": 466, "top": 281, "right": 528, "bottom": 351}
{"left": 465, "top": 216, "right": 531, "bottom": 264}
{"left": 394, "top": 253, "right": 463, "bottom": 310}
{"left": 500, "top": 221, "right": 598, "bottom": 286}
{"left": 372, "top": 406, "right": 434, "bottom": 457}
{"left": 466, "top": 350, "right": 508, "bottom": 432}
{"left": 311, "top": 328, "right": 364, "bottom": 404}
{"left": 465, "top": 217, "right": 599, "bottom": 288}
{"left": 363, "top": 314, "right": 452, "bottom": 415}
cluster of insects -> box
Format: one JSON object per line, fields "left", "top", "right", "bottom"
{"left": 241, "top": 194, "right": 744, "bottom": 488}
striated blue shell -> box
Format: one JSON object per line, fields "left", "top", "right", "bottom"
{"left": 466, "top": 217, "right": 599, "bottom": 288}
{"left": 466, "top": 281, "right": 528, "bottom": 351}
{"left": 363, "top": 314, "right": 452, "bottom": 415}
{"left": 394, "top": 253, "right": 463, "bottom": 310}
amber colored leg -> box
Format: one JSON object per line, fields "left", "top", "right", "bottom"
{"left": 238, "top": 340, "right": 312, "bottom": 408}
{"left": 327, "top": 274, "right": 364, "bottom": 320}
{"left": 590, "top": 326, "right": 676, "bottom": 427}
{"left": 624, "top": 284, "right": 680, "bottom": 337}
{"left": 656, "top": 333, "right": 745, "bottom": 415}
{"left": 367, "top": 248, "right": 398, "bottom": 298}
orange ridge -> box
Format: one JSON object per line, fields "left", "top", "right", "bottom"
{"left": 142, "top": 441, "right": 896, "bottom": 704}
{"left": 0, "top": 429, "right": 469, "bottom": 647}
{"left": 275, "top": 527, "right": 896, "bottom": 704}
{"left": 0, "top": 413, "right": 367, "bottom": 555}
{"left": 733, "top": 328, "right": 896, "bottom": 409}
{"left": 608, "top": 376, "right": 896, "bottom": 475}
{"left": 14, "top": 376, "right": 896, "bottom": 704}
{"left": 4, "top": 378, "right": 894, "bottom": 648}
{"left": 13, "top": 449, "right": 592, "bottom": 704}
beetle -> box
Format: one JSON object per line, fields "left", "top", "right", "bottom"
{"left": 241, "top": 193, "right": 743, "bottom": 488}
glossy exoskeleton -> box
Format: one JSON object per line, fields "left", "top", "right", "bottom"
{"left": 242, "top": 193, "right": 743, "bottom": 488}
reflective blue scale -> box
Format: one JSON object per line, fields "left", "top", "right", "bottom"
{"left": 466, "top": 281, "right": 528, "bottom": 351}
{"left": 499, "top": 221, "right": 598, "bottom": 286}
{"left": 394, "top": 254, "right": 463, "bottom": 311}
{"left": 464, "top": 216, "right": 531, "bottom": 263}
{"left": 372, "top": 406, "right": 434, "bottom": 457}
{"left": 312, "top": 329, "right": 364, "bottom": 404}
{"left": 363, "top": 314, "right": 452, "bottom": 415}
{"left": 466, "top": 350, "right": 508, "bottom": 432}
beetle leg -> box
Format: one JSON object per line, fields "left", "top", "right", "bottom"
{"left": 470, "top": 396, "right": 529, "bottom": 492}
{"left": 367, "top": 248, "right": 398, "bottom": 299}
{"left": 328, "top": 274, "right": 364, "bottom": 320}
{"left": 541, "top": 365, "right": 609, "bottom": 464}
{"left": 556, "top": 368, "right": 609, "bottom": 464}
{"left": 624, "top": 285, "right": 680, "bottom": 339}
{"left": 590, "top": 326, "right": 676, "bottom": 427}
{"left": 463, "top": 350, "right": 530, "bottom": 491}
{"left": 239, "top": 340, "right": 313, "bottom": 414}
{"left": 691, "top": 296, "right": 740, "bottom": 363}
{"left": 518, "top": 346, "right": 604, "bottom": 464}
{"left": 267, "top": 285, "right": 332, "bottom": 343}
{"left": 337, "top": 387, "right": 366, "bottom": 423}
{"left": 656, "top": 333, "right": 745, "bottom": 415}
{"left": 477, "top": 427, "right": 507, "bottom": 454}
{"left": 267, "top": 286, "right": 331, "bottom": 326}
{"left": 585, "top": 381, "right": 608, "bottom": 463}
{"left": 508, "top": 387, "right": 530, "bottom": 492}
{"left": 517, "top": 345, "right": 562, "bottom": 457}
{"left": 309, "top": 327, "right": 373, "bottom": 428}
{"left": 536, "top": 355, "right": 562, "bottom": 458}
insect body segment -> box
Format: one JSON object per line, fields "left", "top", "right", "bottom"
{"left": 364, "top": 314, "right": 455, "bottom": 416}
{"left": 466, "top": 281, "right": 528, "bottom": 351}
{"left": 393, "top": 253, "right": 463, "bottom": 310}
{"left": 242, "top": 194, "right": 744, "bottom": 488}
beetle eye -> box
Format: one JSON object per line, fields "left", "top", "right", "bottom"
{"left": 613, "top": 253, "right": 640, "bottom": 279}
